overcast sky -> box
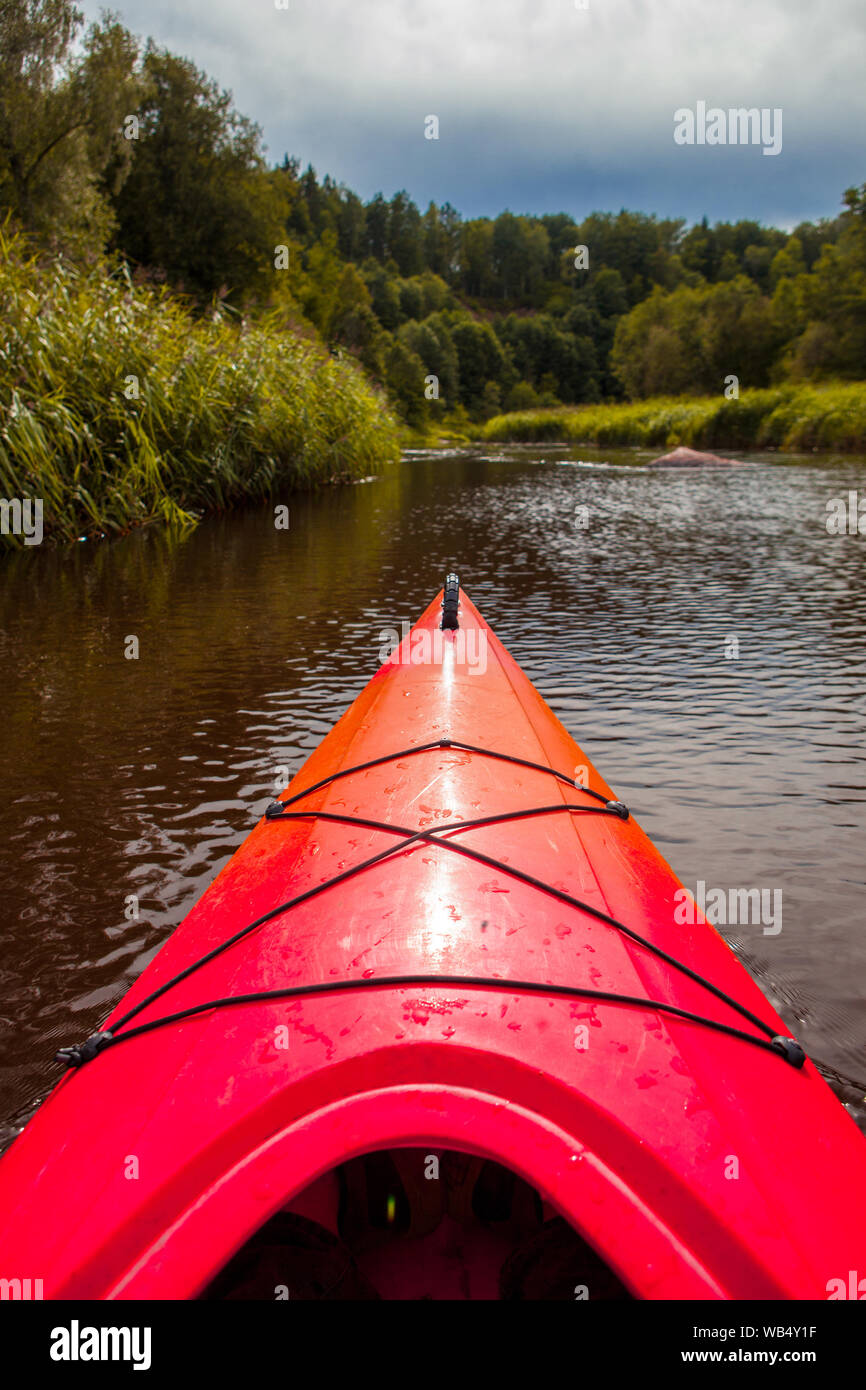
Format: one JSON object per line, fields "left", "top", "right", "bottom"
{"left": 81, "top": 0, "right": 866, "bottom": 229}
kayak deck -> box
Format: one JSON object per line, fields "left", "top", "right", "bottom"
{"left": 1, "top": 584, "right": 865, "bottom": 1300}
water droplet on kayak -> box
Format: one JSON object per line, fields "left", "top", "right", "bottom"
{"left": 683, "top": 1096, "right": 711, "bottom": 1118}
{"left": 362, "top": 968, "right": 375, "bottom": 978}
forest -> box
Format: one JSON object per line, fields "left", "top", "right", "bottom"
{"left": 1, "top": 3, "right": 864, "bottom": 442}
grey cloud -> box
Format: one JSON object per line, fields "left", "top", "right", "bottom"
{"left": 81, "top": 0, "right": 866, "bottom": 225}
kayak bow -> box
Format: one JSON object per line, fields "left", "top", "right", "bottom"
{"left": 1, "top": 579, "right": 864, "bottom": 1301}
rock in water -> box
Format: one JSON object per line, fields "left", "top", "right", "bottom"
{"left": 647, "top": 445, "right": 743, "bottom": 467}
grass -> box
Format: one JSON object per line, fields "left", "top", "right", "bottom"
{"left": 0, "top": 228, "right": 401, "bottom": 549}
{"left": 476, "top": 383, "right": 866, "bottom": 453}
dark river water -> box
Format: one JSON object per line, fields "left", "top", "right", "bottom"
{"left": 1, "top": 443, "right": 865, "bottom": 1149}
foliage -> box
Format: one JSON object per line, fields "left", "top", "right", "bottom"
{"left": 0, "top": 227, "right": 399, "bottom": 547}
{"left": 0, "top": 1, "right": 145, "bottom": 253}
{"left": 477, "top": 383, "right": 866, "bottom": 452}
{"left": 110, "top": 45, "right": 288, "bottom": 300}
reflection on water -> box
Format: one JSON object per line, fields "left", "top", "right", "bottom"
{"left": 1, "top": 443, "right": 865, "bottom": 1146}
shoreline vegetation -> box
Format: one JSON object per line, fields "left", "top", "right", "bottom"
{"left": 2, "top": 218, "right": 864, "bottom": 551}
{"left": 0, "top": 230, "right": 400, "bottom": 549}
{"left": 469, "top": 382, "right": 866, "bottom": 453}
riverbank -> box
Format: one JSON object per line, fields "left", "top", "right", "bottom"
{"left": 0, "top": 230, "right": 400, "bottom": 550}
{"left": 474, "top": 383, "right": 866, "bottom": 453}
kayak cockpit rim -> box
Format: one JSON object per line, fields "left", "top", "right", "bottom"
{"left": 77, "top": 1083, "right": 744, "bottom": 1301}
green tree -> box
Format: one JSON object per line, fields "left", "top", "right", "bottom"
{"left": 362, "top": 261, "right": 403, "bottom": 329}
{"left": 496, "top": 313, "right": 599, "bottom": 402}
{"left": 328, "top": 263, "right": 384, "bottom": 376}
{"left": 336, "top": 188, "right": 366, "bottom": 261}
{"left": 610, "top": 289, "right": 697, "bottom": 397}
{"left": 789, "top": 231, "right": 866, "bottom": 377}
{"left": 415, "top": 270, "right": 450, "bottom": 316}
{"left": 505, "top": 380, "right": 539, "bottom": 411}
{"left": 277, "top": 155, "right": 312, "bottom": 239}
{"left": 680, "top": 216, "right": 717, "bottom": 279}
{"left": 490, "top": 212, "right": 550, "bottom": 299}
{"left": 459, "top": 219, "right": 495, "bottom": 296}
{"left": 448, "top": 312, "right": 509, "bottom": 412}
{"left": 398, "top": 277, "right": 424, "bottom": 321}
{"left": 769, "top": 237, "right": 805, "bottom": 290}
{"left": 422, "top": 200, "right": 460, "bottom": 279}
{"left": 398, "top": 315, "right": 459, "bottom": 402}
{"left": 387, "top": 190, "right": 423, "bottom": 276}
{"left": 611, "top": 277, "right": 783, "bottom": 397}
{"left": 480, "top": 380, "right": 502, "bottom": 419}
{"left": 364, "top": 192, "right": 389, "bottom": 261}
{"left": 383, "top": 336, "right": 428, "bottom": 426}
{"left": 0, "top": 1, "right": 144, "bottom": 251}
{"left": 575, "top": 210, "right": 684, "bottom": 300}
{"left": 791, "top": 216, "right": 845, "bottom": 271}
{"left": 111, "top": 45, "right": 288, "bottom": 300}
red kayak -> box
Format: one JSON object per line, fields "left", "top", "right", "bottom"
{"left": 1, "top": 577, "right": 865, "bottom": 1301}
